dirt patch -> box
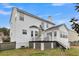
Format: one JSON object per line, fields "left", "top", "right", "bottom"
{"left": 71, "top": 46, "right": 79, "bottom": 49}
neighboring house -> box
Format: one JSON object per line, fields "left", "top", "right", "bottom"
{"left": 0, "top": 32, "right": 4, "bottom": 43}
{"left": 10, "top": 7, "right": 70, "bottom": 50}
{"left": 68, "top": 30, "right": 79, "bottom": 42}
{"left": 0, "top": 32, "right": 10, "bottom": 43}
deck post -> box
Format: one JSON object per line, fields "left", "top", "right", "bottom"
{"left": 41, "top": 43, "right": 44, "bottom": 50}
{"left": 51, "top": 42, "right": 54, "bottom": 48}
{"left": 33, "top": 42, "right": 35, "bottom": 49}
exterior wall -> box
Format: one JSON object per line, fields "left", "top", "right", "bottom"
{"left": 10, "top": 8, "right": 70, "bottom": 49}
{"left": 45, "top": 25, "right": 70, "bottom": 49}
{"left": 44, "top": 28, "right": 58, "bottom": 41}
{"left": 68, "top": 30, "right": 79, "bottom": 42}
{"left": 10, "top": 8, "right": 54, "bottom": 48}
{"left": 10, "top": 8, "right": 17, "bottom": 42}
{"left": 43, "top": 22, "right": 53, "bottom": 30}
{"left": 58, "top": 25, "right": 70, "bottom": 48}
{"left": 0, "top": 37, "right": 3, "bottom": 43}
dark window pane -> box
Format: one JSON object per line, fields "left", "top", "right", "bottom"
{"left": 54, "top": 31, "right": 57, "bottom": 37}
{"left": 22, "top": 30, "right": 27, "bottom": 34}
{"left": 60, "top": 34, "right": 62, "bottom": 38}
{"left": 31, "top": 31, "right": 33, "bottom": 37}
{"left": 35, "top": 31, "right": 38, "bottom": 36}
{"left": 20, "top": 13, "right": 24, "bottom": 21}
{"left": 46, "top": 24, "right": 48, "bottom": 28}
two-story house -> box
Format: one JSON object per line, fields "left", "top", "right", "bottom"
{"left": 10, "top": 7, "right": 70, "bottom": 50}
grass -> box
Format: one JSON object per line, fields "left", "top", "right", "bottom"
{"left": 0, "top": 48, "right": 79, "bottom": 56}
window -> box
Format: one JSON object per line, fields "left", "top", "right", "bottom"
{"left": 60, "top": 33, "right": 62, "bottom": 38}
{"left": 40, "top": 25, "right": 44, "bottom": 30}
{"left": 20, "top": 13, "right": 24, "bottom": 21}
{"left": 65, "top": 35, "right": 68, "bottom": 38}
{"left": 22, "top": 29, "right": 27, "bottom": 34}
{"left": 35, "top": 31, "right": 38, "bottom": 36}
{"left": 47, "top": 32, "right": 52, "bottom": 40}
{"left": 46, "top": 24, "right": 48, "bottom": 28}
{"left": 41, "top": 22, "right": 44, "bottom": 29}
{"left": 31, "top": 31, "right": 33, "bottom": 37}
{"left": 64, "top": 35, "right": 67, "bottom": 38}
{"left": 54, "top": 31, "right": 57, "bottom": 37}
{"left": 63, "top": 35, "right": 65, "bottom": 38}
{"left": 60, "top": 33, "right": 67, "bottom": 38}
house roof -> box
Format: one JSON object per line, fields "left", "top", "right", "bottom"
{"left": 45, "top": 24, "right": 69, "bottom": 31}
{"left": 14, "top": 7, "right": 55, "bottom": 25}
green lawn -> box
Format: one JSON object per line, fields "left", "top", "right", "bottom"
{"left": 0, "top": 48, "right": 79, "bottom": 56}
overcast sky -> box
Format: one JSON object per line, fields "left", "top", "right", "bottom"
{"left": 0, "top": 3, "right": 79, "bottom": 29}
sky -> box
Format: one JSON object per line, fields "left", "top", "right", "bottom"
{"left": 0, "top": 3, "right": 79, "bottom": 29}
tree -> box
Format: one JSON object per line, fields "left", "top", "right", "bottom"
{"left": 0, "top": 27, "right": 10, "bottom": 36}
{"left": 38, "top": 25, "right": 44, "bottom": 38}
{"left": 75, "top": 3, "right": 79, "bottom": 12}
{"left": 0, "top": 27, "right": 10, "bottom": 42}
{"left": 70, "top": 4, "right": 79, "bottom": 35}
{"left": 70, "top": 18, "right": 79, "bottom": 35}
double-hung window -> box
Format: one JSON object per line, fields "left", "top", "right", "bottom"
{"left": 54, "top": 31, "right": 57, "bottom": 37}
{"left": 22, "top": 29, "right": 27, "bottom": 35}
{"left": 35, "top": 31, "right": 38, "bottom": 36}
{"left": 19, "top": 13, "right": 24, "bottom": 21}
{"left": 31, "top": 31, "right": 33, "bottom": 37}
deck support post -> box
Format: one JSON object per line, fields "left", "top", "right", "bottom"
{"left": 33, "top": 43, "right": 35, "bottom": 49}
{"left": 41, "top": 43, "right": 44, "bottom": 50}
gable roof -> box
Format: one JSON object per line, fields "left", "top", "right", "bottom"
{"left": 45, "top": 24, "right": 69, "bottom": 31}
{"left": 13, "top": 7, "right": 55, "bottom": 25}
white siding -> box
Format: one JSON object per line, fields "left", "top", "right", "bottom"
{"left": 45, "top": 25, "right": 70, "bottom": 49}
{"left": 10, "top": 8, "right": 54, "bottom": 48}
{"left": 58, "top": 25, "right": 70, "bottom": 48}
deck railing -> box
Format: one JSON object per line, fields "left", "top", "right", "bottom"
{"left": 31, "top": 37, "right": 70, "bottom": 49}
{"left": 31, "top": 37, "right": 52, "bottom": 41}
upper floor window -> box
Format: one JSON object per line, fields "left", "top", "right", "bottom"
{"left": 60, "top": 33, "right": 62, "bottom": 38}
{"left": 46, "top": 24, "right": 48, "bottom": 28}
{"left": 40, "top": 25, "right": 44, "bottom": 31}
{"left": 31, "top": 31, "right": 33, "bottom": 37}
{"left": 35, "top": 31, "right": 38, "bottom": 36}
{"left": 22, "top": 29, "right": 27, "bottom": 34}
{"left": 54, "top": 31, "right": 57, "bottom": 37}
{"left": 19, "top": 13, "right": 24, "bottom": 21}
{"left": 60, "top": 32, "right": 67, "bottom": 38}
{"left": 41, "top": 22, "right": 44, "bottom": 29}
